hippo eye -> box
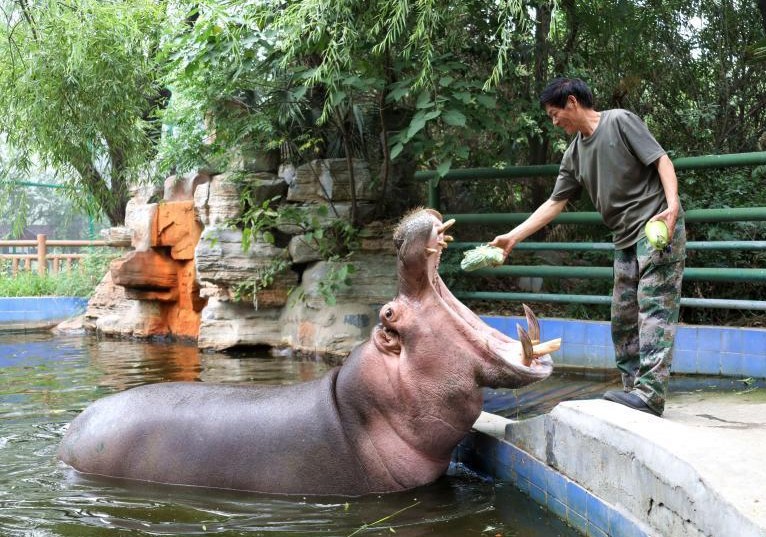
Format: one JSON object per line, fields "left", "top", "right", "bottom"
{"left": 380, "top": 304, "right": 399, "bottom": 325}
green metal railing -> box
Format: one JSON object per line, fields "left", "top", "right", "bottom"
{"left": 416, "top": 152, "right": 766, "bottom": 311}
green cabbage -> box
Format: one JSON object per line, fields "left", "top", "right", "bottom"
{"left": 460, "top": 245, "right": 505, "bottom": 271}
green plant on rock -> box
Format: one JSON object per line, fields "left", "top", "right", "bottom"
{"left": 289, "top": 204, "right": 360, "bottom": 258}
{"left": 316, "top": 260, "right": 357, "bottom": 306}
{"left": 238, "top": 195, "right": 283, "bottom": 253}
{"left": 234, "top": 188, "right": 360, "bottom": 305}
{"left": 230, "top": 254, "right": 291, "bottom": 310}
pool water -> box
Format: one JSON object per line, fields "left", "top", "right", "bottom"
{"left": 484, "top": 369, "right": 620, "bottom": 420}
{"left": 0, "top": 332, "right": 581, "bottom": 537}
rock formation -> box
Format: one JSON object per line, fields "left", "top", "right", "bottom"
{"left": 87, "top": 158, "right": 398, "bottom": 358}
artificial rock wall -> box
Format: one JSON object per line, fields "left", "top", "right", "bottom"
{"left": 86, "top": 158, "right": 398, "bottom": 358}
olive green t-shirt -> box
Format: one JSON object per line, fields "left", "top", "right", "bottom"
{"left": 549, "top": 109, "right": 672, "bottom": 249}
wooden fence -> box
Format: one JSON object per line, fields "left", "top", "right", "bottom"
{"left": 0, "top": 234, "right": 108, "bottom": 276}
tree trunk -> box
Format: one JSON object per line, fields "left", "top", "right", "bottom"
{"left": 107, "top": 144, "right": 130, "bottom": 225}
{"left": 73, "top": 160, "right": 128, "bottom": 226}
{"left": 527, "top": 1, "right": 554, "bottom": 238}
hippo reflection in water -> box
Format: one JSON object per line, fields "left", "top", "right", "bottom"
{"left": 58, "top": 208, "right": 557, "bottom": 496}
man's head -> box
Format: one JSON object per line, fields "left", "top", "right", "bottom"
{"left": 539, "top": 78, "right": 594, "bottom": 109}
{"left": 540, "top": 78, "right": 595, "bottom": 135}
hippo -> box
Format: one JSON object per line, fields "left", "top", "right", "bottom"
{"left": 58, "top": 208, "right": 557, "bottom": 496}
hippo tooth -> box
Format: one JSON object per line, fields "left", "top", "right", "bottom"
{"left": 425, "top": 247, "right": 438, "bottom": 255}
{"left": 438, "top": 240, "right": 448, "bottom": 248}
{"left": 438, "top": 219, "right": 456, "bottom": 233}
{"left": 522, "top": 304, "right": 541, "bottom": 345}
{"left": 444, "top": 235, "right": 454, "bottom": 242}
{"left": 532, "top": 338, "right": 562, "bottom": 355}
{"left": 516, "top": 324, "right": 534, "bottom": 365}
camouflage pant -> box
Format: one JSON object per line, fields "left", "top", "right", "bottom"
{"left": 611, "top": 218, "right": 685, "bottom": 414}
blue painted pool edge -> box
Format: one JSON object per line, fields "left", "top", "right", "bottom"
{"left": 481, "top": 315, "right": 766, "bottom": 378}
{"left": 454, "top": 430, "right": 651, "bottom": 537}
{"left": 0, "top": 297, "right": 88, "bottom": 327}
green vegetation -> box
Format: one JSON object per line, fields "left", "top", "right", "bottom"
{"left": 0, "top": 251, "right": 118, "bottom": 297}
{"left": 0, "top": 0, "right": 167, "bottom": 225}
{"left": 2, "top": 1, "right": 763, "bottom": 220}
{"left": 232, "top": 193, "right": 359, "bottom": 306}
{"left": 0, "top": 0, "right": 765, "bottom": 322}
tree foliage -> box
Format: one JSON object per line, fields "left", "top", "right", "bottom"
{"left": 0, "top": 0, "right": 167, "bottom": 225}
{"left": 1, "top": 0, "right": 765, "bottom": 240}
{"left": 159, "top": 0, "right": 536, "bottom": 222}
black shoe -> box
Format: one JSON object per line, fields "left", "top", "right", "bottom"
{"left": 603, "top": 390, "right": 662, "bottom": 417}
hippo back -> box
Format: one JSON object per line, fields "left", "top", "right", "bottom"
{"left": 58, "top": 370, "right": 375, "bottom": 495}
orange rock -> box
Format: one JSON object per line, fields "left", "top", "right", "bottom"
{"left": 297, "top": 321, "right": 317, "bottom": 347}
{"left": 179, "top": 260, "right": 208, "bottom": 313}
{"left": 163, "top": 303, "right": 202, "bottom": 340}
{"left": 124, "top": 288, "right": 179, "bottom": 302}
{"left": 111, "top": 250, "right": 178, "bottom": 290}
{"left": 107, "top": 199, "right": 207, "bottom": 341}
{"left": 153, "top": 201, "right": 203, "bottom": 261}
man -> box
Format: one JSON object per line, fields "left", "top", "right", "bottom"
{"left": 490, "top": 77, "right": 685, "bottom": 417}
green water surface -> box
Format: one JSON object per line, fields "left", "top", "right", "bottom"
{"left": 0, "top": 332, "right": 582, "bottom": 537}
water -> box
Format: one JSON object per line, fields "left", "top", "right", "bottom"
{"left": 0, "top": 332, "right": 580, "bottom": 537}
{"left": 484, "top": 370, "right": 620, "bottom": 420}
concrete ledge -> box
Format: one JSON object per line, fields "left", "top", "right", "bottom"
{"left": 461, "top": 401, "right": 766, "bottom": 537}
{"left": 0, "top": 297, "right": 88, "bottom": 330}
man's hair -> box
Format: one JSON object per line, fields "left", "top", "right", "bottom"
{"left": 539, "top": 78, "right": 594, "bottom": 109}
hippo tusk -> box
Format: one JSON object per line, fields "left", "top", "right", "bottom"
{"left": 522, "top": 304, "right": 540, "bottom": 345}
{"left": 532, "top": 338, "right": 561, "bottom": 356}
{"left": 517, "top": 325, "right": 534, "bottom": 365}
{"left": 438, "top": 240, "right": 448, "bottom": 248}
{"left": 438, "top": 219, "right": 456, "bottom": 234}
{"left": 425, "top": 247, "right": 438, "bottom": 255}
{"left": 444, "top": 235, "right": 454, "bottom": 242}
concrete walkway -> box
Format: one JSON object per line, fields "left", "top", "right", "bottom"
{"left": 491, "top": 388, "right": 766, "bottom": 536}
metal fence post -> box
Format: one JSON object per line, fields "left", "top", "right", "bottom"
{"left": 427, "top": 179, "right": 440, "bottom": 211}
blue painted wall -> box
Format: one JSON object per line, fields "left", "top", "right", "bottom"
{"left": 455, "top": 431, "right": 649, "bottom": 537}
{"left": 0, "top": 297, "right": 88, "bottom": 326}
{"left": 481, "top": 315, "right": 766, "bottom": 379}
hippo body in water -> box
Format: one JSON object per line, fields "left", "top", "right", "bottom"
{"left": 58, "top": 208, "right": 556, "bottom": 496}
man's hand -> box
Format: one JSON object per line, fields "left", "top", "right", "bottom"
{"left": 488, "top": 198, "right": 568, "bottom": 260}
{"left": 649, "top": 204, "right": 679, "bottom": 237}
{"left": 489, "top": 233, "right": 517, "bottom": 260}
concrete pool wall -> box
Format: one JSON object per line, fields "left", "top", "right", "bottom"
{"left": 0, "top": 297, "right": 88, "bottom": 330}
{"left": 482, "top": 315, "right": 766, "bottom": 378}
{"left": 459, "top": 404, "right": 766, "bottom": 537}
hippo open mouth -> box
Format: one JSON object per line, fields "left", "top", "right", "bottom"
{"left": 386, "top": 207, "right": 557, "bottom": 388}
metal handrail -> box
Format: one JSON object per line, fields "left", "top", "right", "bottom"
{"left": 415, "top": 151, "right": 766, "bottom": 184}
{"left": 468, "top": 265, "right": 766, "bottom": 283}
{"left": 423, "top": 151, "right": 766, "bottom": 311}
{"left": 452, "top": 241, "right": 766, "bottom": 251}
{"left": 443, "top": 207, "right": 766, "bottom": 226}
